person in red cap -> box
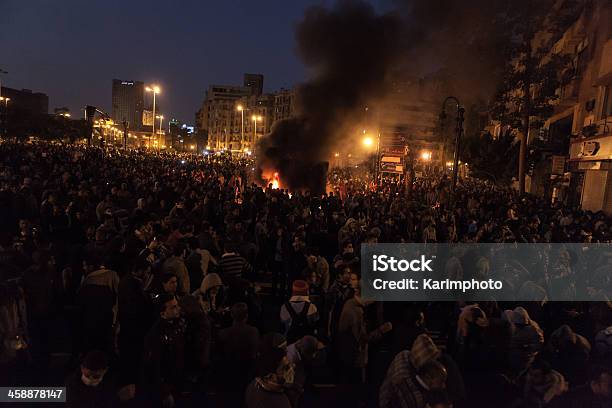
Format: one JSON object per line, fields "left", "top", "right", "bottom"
{"left": 280, "top": 280, "right": 319, "bottom": 344}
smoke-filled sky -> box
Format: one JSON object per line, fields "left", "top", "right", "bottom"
{"left": 257, "top": 0, "right": 404, "bottom": 193}
{"left": 254, "top": 0, "right": 520, "bottom": 192}
{"left": 0, "top": 0, "right": 394, "bottom": 123}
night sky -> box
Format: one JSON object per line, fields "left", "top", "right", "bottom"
{"left": 0, "top": 0, "right": 389, "bottom": 124}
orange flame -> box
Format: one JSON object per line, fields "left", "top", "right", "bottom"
{"left": 262, "top": 169, "right": 282, "bottom": 190}
{"left": 271, "top": 172, "right": 280, "bottom": 189}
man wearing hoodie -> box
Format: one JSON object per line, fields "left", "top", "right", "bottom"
{"left": 194, "top": 272, "right": 228, "bottom": 327}
{"left": 544, "top": 324, "right": 591, "bottom": 385}
{"left": 506, "top": 307, "right": 545, "bottom": 373}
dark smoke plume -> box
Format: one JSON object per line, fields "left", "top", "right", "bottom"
{"left": 393, "top": 0, "right": 510, "bottom": 104}
{"left": 256, "top": 0, "right": 535, "bottom": 192}
{"left": 256, "top": 0, "right": 402, "bottom": 194}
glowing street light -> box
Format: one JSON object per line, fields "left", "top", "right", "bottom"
{"left": 0, "top": 96, "right": 9, "bottom": 108}
{"left": 421, "top": 150, "right": 432, "bottom": 161}
{"left": 363, "top": 136, "right": 374, "bottom": 147}
{"left": 145, "top": 85, "right": 160, "bottom": 142}
{"left": 237, "top": 104, "right": 245, "bottom": 149}
{"left": 155, "top": 115, "right": 164, "bottom": 150}
{"left": 334, "top": 152, "right": 340, "bottom": 157}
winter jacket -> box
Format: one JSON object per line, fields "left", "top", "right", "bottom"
{"left": 337, "top": 298, "right": 385, "bottom": 368}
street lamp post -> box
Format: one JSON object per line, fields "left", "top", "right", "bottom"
{"left": 122, "top": 120, "right": 128, "bottom": 149}
{"left": 440, "top": 96, "right": 465, "bottom": 196}
{"left": 145, "top": 85, "right": 160, "bottom": 148}
{"left": 376, "top": 131, "right": 381, "bottom": 184}
{"left": 156, "top": 115, "right": 164, "bottom": 149}
{"left": 158, "top": 115, "right": 164, "bottom": 135}
{"left": 252, "top": 115, "right": 262, "bottom": 146}
{"left": 237, "top": 105, "right": 244, "bottom": 151}
{"left": 362, "top": 133, "right": 380, "bottom": 184}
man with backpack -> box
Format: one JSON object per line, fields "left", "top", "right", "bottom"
{"left": 280, "top": 280, "right": 319, "bottom": 344}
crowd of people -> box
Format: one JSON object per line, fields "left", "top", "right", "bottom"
{"left": 0, "top": 140, "right": 611, "bottom": 407}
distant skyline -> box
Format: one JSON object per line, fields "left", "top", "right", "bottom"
{"left": 0, "top": 0, "right": 390, "bottom": 124}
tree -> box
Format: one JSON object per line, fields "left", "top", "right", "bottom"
{"left": 6, "top": 108, "right": 89, "bottom": 143}
{"left": 489, "top": 0, "right": 584, "bottom": 193}
{"left": 461, "top": 130, "right": 518, "bottom": 185}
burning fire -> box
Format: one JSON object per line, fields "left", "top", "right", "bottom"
{"left": 271, "top": 172, "right": 280, "bottom": 189}
{"left": 262, "top": 169, "right": 282, "bottom": 190}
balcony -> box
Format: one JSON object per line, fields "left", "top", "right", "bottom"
{"left": 556, "top": 78, "right": 580, "bottom": 107}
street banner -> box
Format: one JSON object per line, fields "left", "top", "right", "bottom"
{"left": 381, "top": 146, "right": 405, "bottom": 155}
{"left": 380, "top": 162, "right": 403, "bottom": 173}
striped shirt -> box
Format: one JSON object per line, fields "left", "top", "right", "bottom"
{"left": 219, "top": 252, "right": 250, "bottom": 277}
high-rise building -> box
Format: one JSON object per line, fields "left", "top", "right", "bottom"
{"left": 244, "top": 73, "right": 264, "bottom": 96}
{"left": 111, "top": 79, "right": 144, "bottom": 131}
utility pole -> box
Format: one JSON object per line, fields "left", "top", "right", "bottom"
{"left": 440, "top": 96, "right": 465, "bottom": 205}
{"left": 122, "top": 120, "right": 128, "bottom": 149}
